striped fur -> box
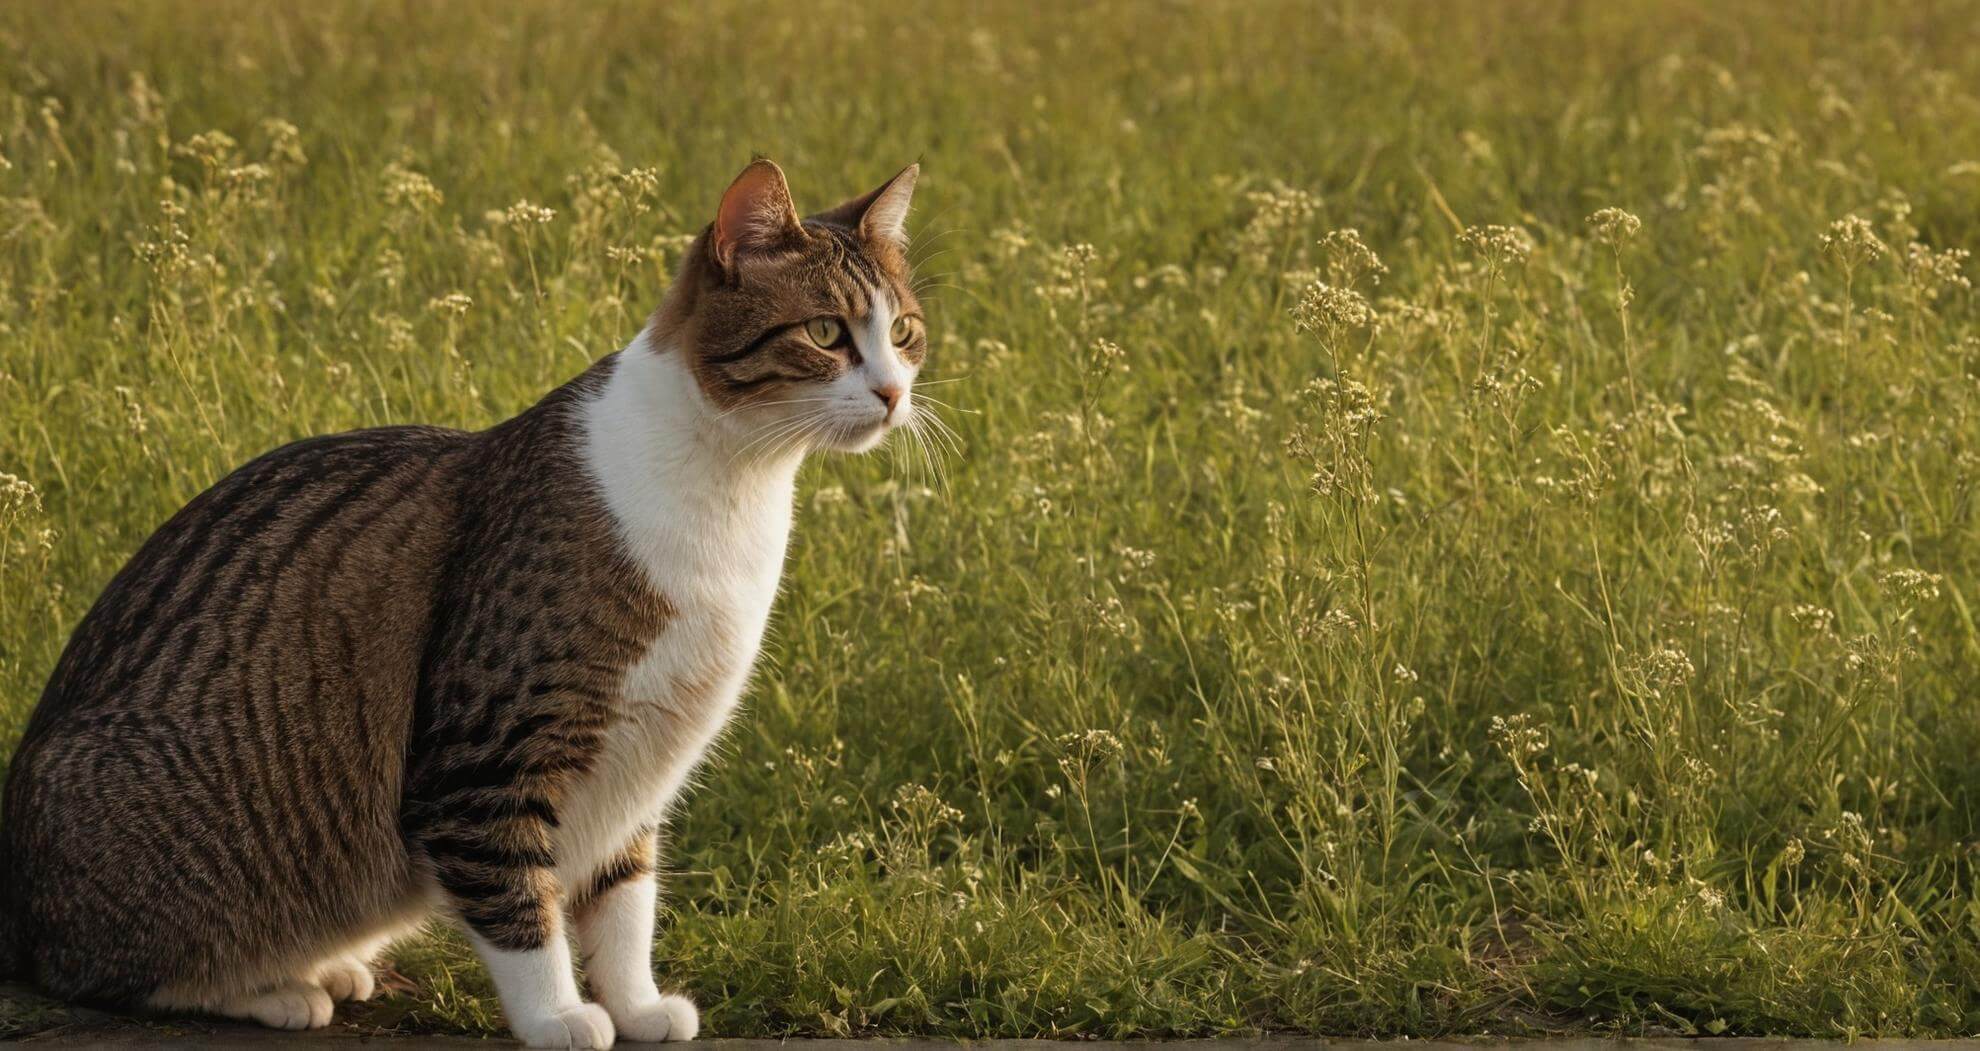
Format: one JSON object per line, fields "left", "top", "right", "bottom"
{"left": 0, "top": 160, "right": 921, "bottom": 1048}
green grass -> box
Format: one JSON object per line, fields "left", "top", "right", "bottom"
{"left": 4, "top": 0, "right": 1980, "bottom": 1039}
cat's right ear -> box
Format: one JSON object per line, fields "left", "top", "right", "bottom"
{"left": 713, "top": 159, "right": 803, "bottom": 270}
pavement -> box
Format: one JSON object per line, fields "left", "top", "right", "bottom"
{"left": 13, "top": 1034, "right": 1980, "bottom": 1049}
{"left": 5, "top": 985, "right": 1977, "bottom": 1049}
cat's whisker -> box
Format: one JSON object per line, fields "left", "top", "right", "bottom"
{"left": 917, "top": 421, "right": 957, "bottom": 495}
{"left": 904, "top": 435, "right": 936, "bottom": 495}
{"left": 907, "top": 401, "right": 961, "bottom": 448}
{"left": 732, "top": 414, "right": 810, "bottom": 460}
{"left": 899, "top": 407, "right": 953, "bottom": 479}
{"left": 730, "top": 407, "right": 831, "bottom": 467}
{"left": 716, "top": 396, "right": 834, "bottom": 421}
{"left": 907, "top": 246, "right": 960, "bottom": 271}
{"left": 926, "top": 406, "right": 965, "bottom": 443}
{"left": 907, "top": 225, "right": 969, "bottom": 265}
{"left": 772, "top": 409, "right": 838, "bottom": 455}
{"left": 920, "top": 422, "right": 964, "bottom": 465}
{"left": 921, "top": 420, "right": 967, "bottom": 457}
{"left": 919, "top": 412, "right": 966, "bottom": 464}
{"left": 885, "top": 427, "right": 922, "bottom": 490}
{"left": 888, "top": 420, "right": 927, "bottom": 492}
{"left": 909, "top": 393, "right": 981, "bottom": 416}
{"left": 918, "top": 283, "right": 998, "bottom": 312}
{"left": 911, "top": 222, "right": 969, "bottom": 244}
{"left": 908, "top": 419, "right": 949, "bottom": 493}
{"left": 760, "top": 426, "right": 809, "bottom": 466}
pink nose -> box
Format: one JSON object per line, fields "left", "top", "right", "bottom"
{"left": 872, "top": 385, "right": 903, "bottom": 417}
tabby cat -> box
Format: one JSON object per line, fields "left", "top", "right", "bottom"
{"left": 0, "top": 159, "right": 924, "bottom": 1049}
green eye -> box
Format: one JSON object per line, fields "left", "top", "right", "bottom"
{"left": 804, "top": 318, "right": 843, "bottom": 347}
{"left": 889, "top": 315, "right": 914, "bottom": 346}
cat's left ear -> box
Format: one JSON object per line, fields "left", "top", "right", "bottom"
{"left": 713, "top": 159, "right": 805, "bottom": 269}
{"left": 811, "top": 164, "right": 919, "bottom": 249}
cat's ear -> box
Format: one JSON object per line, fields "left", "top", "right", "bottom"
{"left": 811, "top": 164, "right": 919, "bottom": 249}
{"left": 713, "top": 159, "right": 803, "bottom": 268}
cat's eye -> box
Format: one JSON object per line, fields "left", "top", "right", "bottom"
{"left": 804, "top": 318, "right": 844, "bottom": 348}
{"left": 889, "top": 315, "right": 915, "bottom": 346}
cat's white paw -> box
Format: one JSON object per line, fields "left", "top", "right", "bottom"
{"left": 516, "top": 1002, "right": 616, "bottom": 1049}
{"left": 315, "top": 956, "right": 376, "bottom": 1002}
{"left": 610, "top": 993, "right": 698, "bottom": 1043}
{"left": 228, "top": 983, "right": 336, "bottom": 1030}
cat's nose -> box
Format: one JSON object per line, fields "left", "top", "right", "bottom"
{"left": 871, "top": 385, "right": 903, "bottom": 418}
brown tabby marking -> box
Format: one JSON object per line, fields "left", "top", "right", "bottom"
{"left": 0, "top": 366, "right": 669, "bottom": 999}
{"left": 570, "top": 829, "right": 656, "bottom": 921}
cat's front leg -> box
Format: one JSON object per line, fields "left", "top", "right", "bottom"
{"left": 574, "top": 830, "right": 699, "bottom": 1042}
{"left": 416, "top": 816, "right": 614, "bottom": 1048}
{"left": 468, "top": 922, "right": 615, "bottom": 1050}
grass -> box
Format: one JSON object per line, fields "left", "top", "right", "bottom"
{"left": 3, "top": 0, "right": 1980, "bottom": 1040}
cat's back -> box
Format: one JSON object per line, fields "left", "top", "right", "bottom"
{"left": 23, "top": 423, "right": 471, "bottom": 741}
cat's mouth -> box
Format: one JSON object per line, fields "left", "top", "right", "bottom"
{"left": 817, "top": 413, "right": 895, "bottom": 454}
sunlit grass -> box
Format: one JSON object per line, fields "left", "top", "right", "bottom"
{"left": 3, "top": 0, "right": 1980, "bottom": 1039}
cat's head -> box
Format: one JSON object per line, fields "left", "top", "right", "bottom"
{"left": 656, "top": 159, "right": 924, "bottom": 455}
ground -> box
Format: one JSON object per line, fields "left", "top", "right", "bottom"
{"left": 3, "top": 0, "right": 1980, "bottom": 1042}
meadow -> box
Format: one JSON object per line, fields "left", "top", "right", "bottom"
{"left": 4, "top": 0, "right": 1980, "bottom": 1039}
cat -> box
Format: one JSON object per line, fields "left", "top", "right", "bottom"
{"left": 0, "top": 158, "right": 924, "bottom": 1049}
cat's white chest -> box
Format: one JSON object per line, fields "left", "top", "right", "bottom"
{"left": 554, "top": 339, "right": 800, "bottom": 889}
{"left": 612, "top": 500, "right": 791, "bottom": 720}
{"left": 550, "top": 541, "right": 786, "bottom": 889}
